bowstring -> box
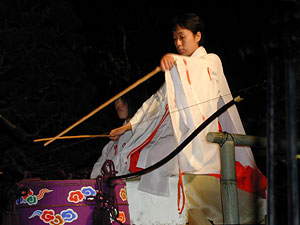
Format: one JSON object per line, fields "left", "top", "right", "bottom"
{"left": 37, "top": 81, "right": 266, "bottom": 151}
{"left": 122, "top": 80, "right": 266, "bottom": 129}
{"left": 0, "top": 81, "right": 265, "bottom": 173}
{"left": 25, "top": 82, "right": 265, "bottom": 156}
{"left": 2, "top": 93, "right": 222, "bottom": 168}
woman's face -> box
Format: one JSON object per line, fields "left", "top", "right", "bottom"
{"left": 173, "top": 26, "right": 201, "bottom": 56}
{"left": 115, "top": 98, "right": 129, "bottom": 120}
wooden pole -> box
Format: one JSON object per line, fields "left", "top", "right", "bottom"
{"left": 44, "top": 67, "right": 161, "bottom": 147}
{"left": 207, "top": 132, "right": 240, "bottom": 224}
{"left": 34, "top": 134, "right": 110, "bottom": 142}
{"left": 220, "top": 139, "right": 240, "bottom": 224}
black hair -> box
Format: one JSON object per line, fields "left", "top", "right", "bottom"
{"left": 119, "top": 87, "right": 148, "bottom": 119}
{"left": 171, "top": 12, "right": 205, "bottom": 45}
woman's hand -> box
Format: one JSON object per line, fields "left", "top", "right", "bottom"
{"left": 109, "top": 122, "right": 132, "bottom": 141}
{"left": 160, "top": 54, "right": 176, "bottom": 71}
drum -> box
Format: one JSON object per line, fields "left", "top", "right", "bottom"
{"left": 15, "top": 178, "right": 130, "bottom": 225}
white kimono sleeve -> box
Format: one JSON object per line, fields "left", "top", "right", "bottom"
{"left": 90, "top": 123, "right": 133, "bottom": 178}
{"left": 90, "top": 141, "right": 115, "bottom": 179}
{"left": 165, "top": 54, "right": 221, "bottom": 174}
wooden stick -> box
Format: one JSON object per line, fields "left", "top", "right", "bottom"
{"left": 34, "top": 134, "right": 110, "bottom": 143}
{"left": 44, "top": 66, "right": 161, "bottom": 146}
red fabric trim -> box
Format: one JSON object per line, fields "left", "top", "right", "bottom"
{"left": 183, "top": 59, "right": 191, "bottom": 85}
{"left": 129, "top": 152, "right": 143, "bottom": 172}
{"left": 209, "top": 161, "right": 267, "bottom": 199}
{"left": 207, "top": 67, "right": 212, "bottom": 80}
{"left": 114, "top": 144, "right": 118, "bottom": 156}
{"left": 177, "top": 169, "right": 185, "bottom": 214}
{"left": 218, "top": 121, "right": 222, "bottom": 132}
{"left": 186, "top": 69, "right": 191, "bottom": 85}
{"left": 128, "top": 105, "right": 170, "bottom": 173}
{"left": 127, "top": 105, "right": 169, "bottom": 158}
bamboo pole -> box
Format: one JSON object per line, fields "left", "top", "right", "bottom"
{"left": 34, "top": 134, "right": 110, "bottom": 142}
{"left": 206, "top": 132, "right": 267, "bottom": 147}
{"left": 207, "top": 132, "right": 240, "bottom": 224}
{"left": 206, "top": 132, "right": 300, "bottom": 150}
{"left": 44, "top": 67, "right": 161, "bottom": 147}
{"left": 220, "top": 140, "right": 240, "bottom": 224}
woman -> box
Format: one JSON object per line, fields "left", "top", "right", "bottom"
{"left": 109, "top": 13, "right": 204, "bottom": 139}
{"left": 90, "top": 93, "right": 185, "bottom": 225}
{"left": 107, "top": 12, "right": 267, "bottom": 224}
{"left": 90, "top": 84, "right": 148, "bottom": 178}
{"left": 90, "top": 96, "right": 133, "bottom": 178}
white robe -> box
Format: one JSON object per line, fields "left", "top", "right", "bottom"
{"left": 90, "top": 47, "right": 266, "bottom": 224}
{"left": 111, "top": 46, "right": 265, "bottom": 198}
{"left": 166, "top": 50, "right": 257, "bottom": 174}
{"left": 90, "top": 121, "right": 133, "bottom": 179}
{"left": 90, "top": 121, "right": 186, "bottom": 225}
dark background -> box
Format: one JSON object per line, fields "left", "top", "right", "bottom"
{"left": 0, "top": 0, "right": 299, "bottom": 223}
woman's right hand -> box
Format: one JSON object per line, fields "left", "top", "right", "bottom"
{"left": 109, "top": 122, "right": 132, "bottom": 141}
{"left": 160, "top": 54, "right": 176, "bottom": 71}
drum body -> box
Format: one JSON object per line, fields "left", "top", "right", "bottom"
{"left": 15, "top": 179, "right": 130, "bottom": 225}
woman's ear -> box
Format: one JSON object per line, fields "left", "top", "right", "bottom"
{"left": 195, "top": 31, "right": 201, "bottom": 43}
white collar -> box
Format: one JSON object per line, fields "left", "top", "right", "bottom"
{"left": 191, "top": 46, "right": 207, "bottom": 57}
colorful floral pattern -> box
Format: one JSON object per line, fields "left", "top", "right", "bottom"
{"left": 109, "top": 210, "right": 126, "bottom": 224}
{"left": 117, "top": 211, "right": 126, "bottom": 223}
{"left": 40, "top": 209, "right": 55, "bottom": 223}
{"left": 67, "top": 190, "right": 84, "bottom": 203}
{"left": 29, "top": 208, "right": 78, "bottom": 224}
{"left": 67, "top": 186, "right": 96, "bottom": 203}
{"left": 18, "top": 184, "right": 128, "bottom": 224}
{"left": 49, "top": 214, "right": 64, "bottom": 225}
{"left": 16, "top": 188, "right": 53, "bottom": 205}
{"left": 119, "top": 188, "right": 127, "bottom": 201}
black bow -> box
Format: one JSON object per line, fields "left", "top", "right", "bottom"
{"left": 109, "top": 95, "right": 243, "bottom": 181}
